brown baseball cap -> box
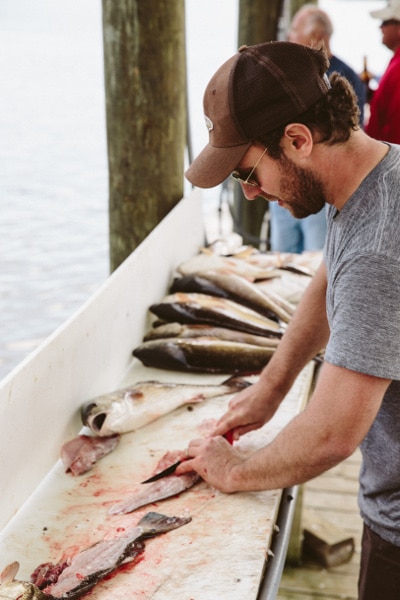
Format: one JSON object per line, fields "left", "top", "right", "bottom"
{"left": 185, "top": 41, "right": 330, "bottom": 188}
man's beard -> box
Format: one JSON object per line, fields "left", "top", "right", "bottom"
{"left": 276, "top": 153, "right": 327, "bottom": 219}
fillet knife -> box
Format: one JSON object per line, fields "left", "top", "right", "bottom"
{"left": 141, "top": 430, "right": 234, "bottom": 484}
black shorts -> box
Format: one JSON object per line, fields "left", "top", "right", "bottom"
{"left": 359, "top": 522, "right": 400, "bottom": 600}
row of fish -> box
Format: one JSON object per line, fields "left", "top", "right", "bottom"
{"left": 130, "top": 246, "right": 323, "bottom": 374}
{"left": 176, "top": 245, "right": 320, "bottom": 281}
{"left": 0, "top": 512, "right": 190, "bottom": 599}
{"left": 132, "top": 268, "right": 290, "bottom": 375}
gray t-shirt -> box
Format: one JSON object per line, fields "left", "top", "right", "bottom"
{"left": 324, "top": 143, "right": 400, "bottom": 546}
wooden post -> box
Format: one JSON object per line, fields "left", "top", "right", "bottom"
{"left": 102, "top": 0, "right": 186, "bottom": 271}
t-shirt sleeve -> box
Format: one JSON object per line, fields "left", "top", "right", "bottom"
{"left": 325, "top": 253, "right": 400, "bottom": 379}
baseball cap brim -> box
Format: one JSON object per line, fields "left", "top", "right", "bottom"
{"left": 185, "top": 140, "right": 252, "bottom": 188}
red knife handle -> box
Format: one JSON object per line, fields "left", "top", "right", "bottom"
{"left": 223, "top": 430, "right": 234, "bottom": 445}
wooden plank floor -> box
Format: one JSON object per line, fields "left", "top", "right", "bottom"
{"left": 278, "top": 449, "right": 363, "bottom": 600}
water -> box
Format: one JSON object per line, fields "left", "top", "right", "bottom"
{"left": 0, "top": 0, "right": 390, "bottom": 380}
{"left": 0, "top": 0, "right": 109, "bottom": 378}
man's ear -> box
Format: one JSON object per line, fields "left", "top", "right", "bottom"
{"left": 282, "top": 123, "right": 313, "bottom": 158}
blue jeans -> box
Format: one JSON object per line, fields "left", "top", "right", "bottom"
{"left": 269, "top": 202, "right": 327, "bottom": 253}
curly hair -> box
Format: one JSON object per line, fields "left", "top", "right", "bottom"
{"left": 256, "top": 72, "right": 360, "bottom": 159}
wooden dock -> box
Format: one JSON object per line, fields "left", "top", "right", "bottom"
{"left": 278, "top": 449, "right": 363, "bottom": 599}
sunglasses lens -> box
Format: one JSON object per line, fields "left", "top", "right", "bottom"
{"left": 231, "top": 171, "right": 257, "bottom": 186}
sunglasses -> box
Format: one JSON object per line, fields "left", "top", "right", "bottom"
{"left": 231, "top": 146, "right": 268, "bottom": 188}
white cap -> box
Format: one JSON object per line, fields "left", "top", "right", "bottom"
{"left": 370, "top": 0, "right": 400, "bottom": 21}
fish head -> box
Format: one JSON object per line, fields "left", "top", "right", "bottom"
{"left": 0, "top": 562, "right": 50, "bottom": 599}
{"left": 81, "top": 398, "right": 129, "bottom": 436}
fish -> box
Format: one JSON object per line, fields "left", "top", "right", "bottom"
{"left": 32, "top": 512, "right": 191, "bottom": 599}
{"left": 280, "top": 263, "right": 315, "bottom": 277}
{"left": 60, "top": 434, "right": 120, "bottom": 476}
{"left": 177, "top": 252, "right": 281, "bottom": 281}
{"left": 170, "top": 271, "right": 294, "bottom": 323}
{"left": 255, "top": 271, "right": 312, "bottom": 306}
{"left": 235, "top": 249, "right": 321, "bottom": 275}
{"left": 133, "top": 336, "right": 276, "bottom": 374}
{"left": 0, "top": 561, "right": 52, "bottom": 600}
{"left": 81, "top": 376, "right": 250, "bottom": 437}
{"left": 143, "top": 322, "right": 280, "bottom": 349}
{"left": 108, "top": 450, "right": 200, "bottom": 515}
{"left": 149, "top": 292, "right": 284, "bottom": 338}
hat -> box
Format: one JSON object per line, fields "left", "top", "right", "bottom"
{"left": 370, "top": 0, "right": 400, "bottom": 21}
{"left": 185, "top": 41, "right": 330, "bottom": 188}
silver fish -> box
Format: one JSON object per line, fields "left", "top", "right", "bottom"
{"left": 177, "top": 252, "right": 280, "bottom": 281}
{"left": 81, "top": 376, "right": 250, "bottom": 437}
{"left": 108, "top": 451, "right": 200, "bottom": 516}
{"left": 0, "top": 562, "right": 52, "bottom": 600}
{"left": 170, "top": 271, "right": 294, "bottom": 323}
{"left": 143, "top": 322, "right": 280, "bottom": 348}
{"left": 150, "top": 292, "right": 284, "bottom": 337}
{"left": 38, "top": 512, "right": 191, "bottom": 599}
{"left": 133, "top": 336, "right": 276, "bottom": 374}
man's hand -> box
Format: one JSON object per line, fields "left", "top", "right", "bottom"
{"left": 212, "top": 377, "right": 282, "bottom": 440}
{"left": 175, "top": 435, "right": 244, "bottom": 493}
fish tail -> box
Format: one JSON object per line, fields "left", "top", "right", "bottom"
{"left": 137, "top": 512, "right": 192, "bottom": 537}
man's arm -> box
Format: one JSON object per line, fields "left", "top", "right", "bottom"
{"left": 214, "top": 260, "right": 330, "bottom": 439}
{"left": 177, "top": 363, "right": 390, "bottom": 493}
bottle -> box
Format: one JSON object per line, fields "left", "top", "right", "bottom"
{"left": 360, "top": 56, "right": 374, "bottom": 103}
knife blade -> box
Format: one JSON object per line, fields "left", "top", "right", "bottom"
{"left": 141, "top": 430, "right": 234, "bottom": 484}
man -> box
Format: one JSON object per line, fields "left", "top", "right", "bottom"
{"left": 269, "top": 4, "right": 366, "bottom": 254}
{"left": 180, "top": 42, "right": 400, "bottom": 599}
{"left": 366, "top": 0, "right": 400, "bottom": 143}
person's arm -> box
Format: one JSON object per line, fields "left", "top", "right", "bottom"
{"left": 177, "top": 363, "right": 390, "bottom": 493}
{"left": 214, "top": 260, "right": 330, "bottom": 439}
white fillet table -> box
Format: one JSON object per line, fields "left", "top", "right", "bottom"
{"left": 0, "top": 191, "right": 314, "bottom": 599}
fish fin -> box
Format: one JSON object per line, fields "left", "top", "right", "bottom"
{"left": 0, "top": 561, "right": 19, "bottom": 584}
{"left": 137, "top": 512, "right": 192, "bottom": 537}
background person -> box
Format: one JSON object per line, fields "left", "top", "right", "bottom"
{"left": 269, "top": 4, "right": 366, "bottom": 254}
{"left": 366, "top": 0, "right": 400, "bottom": 143}
{"left": 182, "top": 41, "right": 400, "bottom": 600}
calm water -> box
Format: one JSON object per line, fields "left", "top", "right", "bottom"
{"left": 0, "top": 0, "right": 238, "bottom": 379}
{"left": 0, "top": 0, "right": 389, "bottom": 380}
